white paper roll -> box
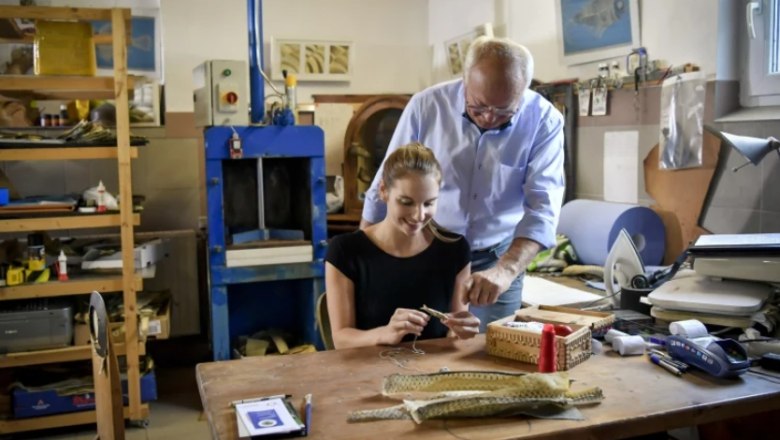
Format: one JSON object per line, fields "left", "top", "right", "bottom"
{"left": 612, "top": 335, "right": 646, "bottom": 356}
{"left": 604, "top": 329, "right": 628, "bottom": 343}
{"left": 557, "top": 199, "right": 666, "bottom": 266}
{"left": 669, "top": 319, "right": 708, "bottom": 338}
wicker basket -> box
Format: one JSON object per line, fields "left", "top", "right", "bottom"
{"left": 486, "top": 306, "right": 614, "bottom": 371}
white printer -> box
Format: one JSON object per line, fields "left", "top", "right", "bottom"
{"left": 648, "top": 233, "right": 780, "bottom": 317}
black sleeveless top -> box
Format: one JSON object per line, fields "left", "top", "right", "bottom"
{"left": 325, "top": 230, "right": 470, "bottom": 340}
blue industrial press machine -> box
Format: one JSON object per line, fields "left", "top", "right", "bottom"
{"left": 195, "top": 0, "right": 327, "bottom": 361}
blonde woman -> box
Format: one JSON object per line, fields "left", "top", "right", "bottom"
{"left": 325, "top": 143, "right": 480, "bottom": 349}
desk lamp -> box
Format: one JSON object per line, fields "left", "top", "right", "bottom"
{"left": 704, "top": 125, "right": 780, "bottom": 172}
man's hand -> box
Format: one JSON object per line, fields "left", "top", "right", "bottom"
{"left": 464, "top": 237, "right": 542, "bottom": 306}
{"left": 465, "top": 266, "right": 516, "bottom": 306}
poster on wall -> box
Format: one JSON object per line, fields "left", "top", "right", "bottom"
{"left": 270, "top": 38, "right": 353, "bottom": 82}
{"left": 556, "top": 0, "right": 640, "bottom": 66}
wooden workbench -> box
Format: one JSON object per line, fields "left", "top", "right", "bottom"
{"left": 197, "top": 336, "right": 780, "bottom": 439}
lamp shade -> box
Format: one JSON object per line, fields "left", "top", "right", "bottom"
{"left": 720, "top": 132, "right": 780, "bottom": 166}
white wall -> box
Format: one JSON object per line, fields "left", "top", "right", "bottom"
{"left": 506, "top": 0, "right": 719, "bottom": 81}
{"left": 262, "top": 0, "right": 430, "bottom": 104}
{"left": 427, "top": 0, "right": 498, "bottom": 84}
{"left": 161, "top": 0, "right": 248, "bottom": 112}
{"left": 161, "top": 0, "right": 431, "bottom": 110}
{"left": 44, "top": 0, "right": 721, "bottom": 110}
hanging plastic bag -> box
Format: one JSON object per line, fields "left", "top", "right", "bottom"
{"left": 659, "top": 72, "right": 706, "bottom": 170}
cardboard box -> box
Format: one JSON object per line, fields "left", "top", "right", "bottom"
{"left": 12, "top": 371, "right": 156, "bottom": 419}
{"left": 73, "top": 297, "right": 171, "bottom": 345}
{"left": 81, "top": 238, "right": 168, "bottom": 271}
{"left": 34, "top": 20, "right": 96, "bottom": 76}
{"left": 486, "top": 306, "right": 614, "bottom": 371}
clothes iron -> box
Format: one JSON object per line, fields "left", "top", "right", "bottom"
{"left": 604, "top": 229, "right": 648, "bottom": 308}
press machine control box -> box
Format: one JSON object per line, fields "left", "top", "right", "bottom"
{"left": 194, "top": 60, "right": 249, "bottom": 127}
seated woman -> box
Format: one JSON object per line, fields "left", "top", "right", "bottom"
{"left": 325, "top": 142, "right": 480, "bottom": 349}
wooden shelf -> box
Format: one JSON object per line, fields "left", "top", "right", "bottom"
{"left": 0, "top": 146, "right": 139, "bottom": 161}
{"left": 0, "top": 343, "right": 146, "bottom": 368}
{"left": 0, "top": 4, "right": 146, "bottom": 429}
{"left": 0, "top": 34, "right": 114, "bottom": 45}
{"left": 0, "top": 213, "right": 140, "bottom": 233}
{"left": 0, "top": 275, "right": 143, "bottom": 301}
{"left": 0, "top": 5, "right": 130, "bottom": 21}
{"left": 0, "top": 75, "right": 135, "bottom": 100}
{"left": 0, "top": 403, "right": 149, "bottom": 434}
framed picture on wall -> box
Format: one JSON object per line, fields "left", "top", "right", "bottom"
{"left": 556, "top": 0, "right": 640, "bottom": 66}
{"left": 270, "top": 38, "right": 353, "bottom": 82}
{"left": 92, "top": 9, "right": 162, "bottom": 79}
{"left": 444, "top": 23, "right": 494, "bottom": 77}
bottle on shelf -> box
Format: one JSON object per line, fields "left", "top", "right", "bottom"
{"left": 96, "top": 180, "right": 107, "bottom": 213}
{"left": 57, "top": 250, "right": 68, "bottom": 282}
{"left": 59, "top": 104, "right": 68, "bottom": 126}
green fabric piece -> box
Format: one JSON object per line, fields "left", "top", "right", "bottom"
{"left": 527, "top": 234, "right": 579, "bottom": 273}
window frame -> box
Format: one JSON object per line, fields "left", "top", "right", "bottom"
{"left": 742, "top": 0, "right": 780, "bottom": 107}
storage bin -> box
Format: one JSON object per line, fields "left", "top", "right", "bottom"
{"left": 486, "top": 306, "right": 614, "bottom": 370}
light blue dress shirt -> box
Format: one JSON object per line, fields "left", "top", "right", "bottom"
{"left": 362, "top": 79, "right": 565, "bottom": 251}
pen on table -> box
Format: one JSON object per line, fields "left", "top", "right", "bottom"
{"left": 649, "top": 349, "right": 689, "bottom": 371}
{"left": 303, "top": 393, "right": 312, "bottom": 436}
{"left": 649, "top": 353, "right": 682, "bottom": 376}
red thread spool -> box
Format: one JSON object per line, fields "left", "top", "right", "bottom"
{"left": 539, "top": 323, "right": 557, "bottom": 373}
{"left": 554, "top": 324, "right": 574, "bottom": 336}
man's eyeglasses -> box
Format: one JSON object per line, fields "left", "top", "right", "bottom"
{"left": 466, "top": 104, "right": 517, "bottom": 118}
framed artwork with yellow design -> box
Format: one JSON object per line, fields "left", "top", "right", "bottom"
{"left": 270, "top": 38, "right": 353, "bottom": 82}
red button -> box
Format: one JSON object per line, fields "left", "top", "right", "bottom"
{"left": 225, "top": 92, "right": 238, "bottom": 104}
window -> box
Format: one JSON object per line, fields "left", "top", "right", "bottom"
{"left": 742, "top": 0, "right": 780, "bottom": 107}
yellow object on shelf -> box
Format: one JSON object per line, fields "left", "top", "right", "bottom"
{"left": 34, "top": 20, "right": 96, "bottom": 76}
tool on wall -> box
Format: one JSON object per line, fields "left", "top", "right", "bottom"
{"left": 626, "top": 47, "right": 648, "bottom": 91}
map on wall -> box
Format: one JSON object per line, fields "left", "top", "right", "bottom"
{"left": 557, "top": 0, "right": 640, "bottom": 65}
{"left": 93, "top": 16, "right": 157, "bottom": 72}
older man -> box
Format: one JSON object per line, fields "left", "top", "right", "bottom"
{"left": 361, "top": 36, "right": 565, "bottom": 331}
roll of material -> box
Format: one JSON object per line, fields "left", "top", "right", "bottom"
{"left": 612, "top": 335, "right": 646, "bottom": 356}
{"left": 557, "top": 199, "right": 666, "bottom": 266}
{"left": 604, "top": 329, "right": 628, "bottom": 343}
{"left": 669, "top": 319, "right": 708, "bottom": 338}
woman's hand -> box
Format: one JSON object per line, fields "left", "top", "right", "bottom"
{"left": 442, "top": 311, "right": 480, "bottom": 339}
{"left": 379, "top": 308, "right": 430, "bottom": 345}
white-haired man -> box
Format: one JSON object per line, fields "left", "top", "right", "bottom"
{"left": 361, "top": 36, "right": 565, "bottom": 331}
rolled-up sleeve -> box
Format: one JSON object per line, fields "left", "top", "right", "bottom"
{"left": 361, "top": 96, "right": 421, "bottom": 223}
{"left": 514, "top": 109, "right": 565, "bottom": 249}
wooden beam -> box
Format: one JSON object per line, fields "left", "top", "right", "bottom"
{"left": 0, "top": 213, "right": 141, "bottom": 233}
{"left": 0, "top": 343, "right": 146, "bottom": 368}
{"left": 0, "top": 75, "right": 115, "bottom": 91}
{"left": 0, "top": 276, "right": 143, "bottom": 301}
{"left": 111, "top": 8, "right": 142, "bottom": 423}
{"left": 0, "top": 5, "right": 130, "bottom": 22}
{"left": 0, "top": 34, "right": 113, "bottom": 45}
{"left": 0, "top": 404, "right": 148, "bottom": 434}
{"left": 0, "top": 147, "right": 138, "bottom": 162}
